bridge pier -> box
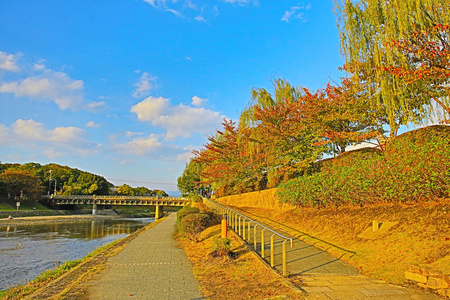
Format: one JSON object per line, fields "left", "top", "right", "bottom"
{"left": 155, "top": 205, "right": 164, "bottom": 220}
{"left": 92, "top": 204, "right": 106, "bottom": 215}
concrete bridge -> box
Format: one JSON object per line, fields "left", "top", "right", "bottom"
{"left": 42, "top": 195, "right": 188, "bottom": 219}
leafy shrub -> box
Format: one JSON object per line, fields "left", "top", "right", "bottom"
{"left": 191, "top": 194, "right": 203, "bottom": 202}
{"left": 180, "top": 213, "right": 212, "bottom": 242}
{"left": 177, "top": 206, "right": 200, "bottom": 230}
{"left": 210, "top": 237, "right": 231, "bottom": 257}
{"left": 278, "top": 125, "right": 450, "bottom": 207}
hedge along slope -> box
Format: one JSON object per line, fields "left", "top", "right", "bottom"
{"left": 278, "top": 125, "right": 450, "bottom": 207}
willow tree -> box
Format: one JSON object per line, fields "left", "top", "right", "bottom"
{"left": 239, "top": 78, "right": 301, "bottom": 127}
{"left": 335, "top": 0, "right": 450, "bottom": 137}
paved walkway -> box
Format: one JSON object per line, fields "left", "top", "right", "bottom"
{"left": 230, "top": 206, "right": 440, "bottom": 300}
{"left": 86, "top": 213, "right": 203, "bottom": 300}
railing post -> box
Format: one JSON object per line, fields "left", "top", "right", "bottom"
{"left": 270, "top": 235, "right": 275, "bottom": 267}
{"left": 261, "top": 229, "right": 265, "bottom": 258}
{"left": 238, "top": 217, "right": 242, "bottom": 236}
{"left": 248, "top": 221, "right": 251, "bottom": 243}
{"left": 282, "top": 240, "right": 287, "bottom": 276}
{"left": 242, "top": 219, "right": 246, "bottom": 240}
{"left": 254, "top": 225, "right": 257, "bottom": 249}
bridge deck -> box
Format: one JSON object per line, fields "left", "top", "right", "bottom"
{"left": 42, "top": 195, "right": 188, "bottom": 206}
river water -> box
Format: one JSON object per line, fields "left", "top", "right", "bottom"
{"left": 0, "top": 217, "right": 154, "bottom": 291}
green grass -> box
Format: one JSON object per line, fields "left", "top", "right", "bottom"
{"left": 0, "top": 198, "right": 52, "bottom": 211}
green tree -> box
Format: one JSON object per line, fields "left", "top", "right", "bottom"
{"left": 134, "top": 186, "right": 152, "bottom": 196}
{"left": 239, "top": 78, "right": 301, "bottom": 127}
{"left": 0, "top": 170, "right": 44, "bottom": 199}
{"left": 152, "top": 189, "right": 168, "bottom": 197}
{"left": 117, "top": 184, "right": 135, "bottom": 196}
{"left": 177, "top": 160, "right": 208, "bottom": 197}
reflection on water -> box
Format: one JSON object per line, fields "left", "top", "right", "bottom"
{"left": 0, "top": 217, "right": 153, "bottom": 291}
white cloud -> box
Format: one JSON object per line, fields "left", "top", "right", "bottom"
{"left": 282, "top": 4, "right": 310, "bottom": 23}
{"left": 0, "top": 51, "right": 20, "bottom": 72}
{"left": 130, "top": 96, "right": 225, "bottom": 141}
{"left": 195, "top": 15, "right": 207, "bottom": 22}
{"left": 86, "top": 121, "right": 101, "bottom": 128}
{"left": 0, "top": 69, "right": 104, "bottom": 111}
{"left": 166, "top": 8, "right": 183, "bottom": 17}
{"left": 125, "top": 131, "right": 144, "bottom": 137}
{"left": 33, "top": 60, "right": 46, "bottom": 71}
{"left": 133, "top": 72, "right": 157, "bottom": 98}
{"left": 221, "top": 0, "right": 258, "bottom": 5}
{"left": 131, "top": 96, "right": 170, "bottom": 121}
{"left": 176, "top": 151, "right": 195, "bottom": 162}
{"left": 0, "top": 119, "right": 100, "bottom": 157}
{"left": 143, "top": 0, "right": 165, "bottom": 7}
{"left": 191, "top": 95, "right": 207, "bottom": 106}
{"left": 113, "top": 134, "right": 162, "bottom": 156}
{"left": 185, "top": 0, "right": 197, "bottom": 9}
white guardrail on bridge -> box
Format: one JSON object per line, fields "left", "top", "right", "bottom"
{"left": 203, "top": 198, "right": 293, "bottom": 276}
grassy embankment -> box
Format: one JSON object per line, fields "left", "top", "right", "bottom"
{"left": 226, "top": 197, "right": 449, "bottom": 285}
{"left": 216, "top": 126, "right": 450, "bottom": 285}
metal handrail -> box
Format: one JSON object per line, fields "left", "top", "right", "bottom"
{"left": 205, "top": 198, "right": 293, "bottom": 244}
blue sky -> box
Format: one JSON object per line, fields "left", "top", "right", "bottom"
{"left": 0, "top": 0, "right": 344, "bottom": 193}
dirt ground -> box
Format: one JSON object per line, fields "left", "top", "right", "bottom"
{"left": 231, "top": 199, "right": 450, "bottom": 285}
{"left": 178, "top": 224, "right": 303, "bottom": 300}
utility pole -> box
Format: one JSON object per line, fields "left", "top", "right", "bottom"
{"left": 48, "top": 170, "right": 52, "bottom": 196}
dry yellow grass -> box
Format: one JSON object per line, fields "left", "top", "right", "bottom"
{"left": 178, "top": 224, "right": 303, "bottom": 300}
{"left": 217, "top": 191, "right": 450, "bottom": 285}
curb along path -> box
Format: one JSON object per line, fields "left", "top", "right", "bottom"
{"left": 85, "top": 213, "right": 203, "bottom": 300}
{"left": 224, "top": 205, "right": 440, "bottom": 300}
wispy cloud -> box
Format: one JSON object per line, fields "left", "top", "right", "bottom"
{"left": 166, "top": 8, "right": 183, "bottom": 17}
{"left": 194, "top": 15, "right": 207, "bottom": 22}
{"left": 130, "top": 96, "right": 225, "bottom": 141}
{"left": 0, "top": 51, "right": 20, "bottom": 72}
{"left": 133, "top": 72, "right": 157, "bottom": 98}
{"left": 221, "top": 0, "right": 258, "bottom": 6}
{"left": 86, "top": 121, "right": 101, "bottom": 128}
{"left": 281, "top": 4, "right": 311, "bottom": 23}
{"left": 142, "top": 0, "right": 256, "bottom": 21}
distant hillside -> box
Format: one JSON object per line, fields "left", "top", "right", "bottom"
{"left": 0, "top": 162, "right": 112, "bottom": 196}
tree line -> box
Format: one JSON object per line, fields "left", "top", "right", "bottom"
{"left": 0, "top": 162, "right": 168, "bottom": 201}
{"left": 178, "top": 0, "right": 450, "bottom": 198}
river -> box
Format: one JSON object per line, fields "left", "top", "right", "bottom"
{"left": 0, "top": 217, "right": 154, "bottom": 291}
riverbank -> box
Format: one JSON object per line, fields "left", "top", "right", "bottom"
{"left": 0, "top": 214, "right": 116, "bottom": 226}
{"left": 0, "top": 216, "right": 165, "bottom": 299}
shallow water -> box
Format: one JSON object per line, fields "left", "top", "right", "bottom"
{"left": 0, "top": 217, "right": 153, "bottom": 291}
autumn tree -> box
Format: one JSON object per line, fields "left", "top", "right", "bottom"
{"left": 0, "top": 170, "right": 44, "bottom": 199}
{"left": 381, "top": 24, "right": 450, "bottom": 121}
{"left": 335, "top": 0, "right": 450, "bottom": 136}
